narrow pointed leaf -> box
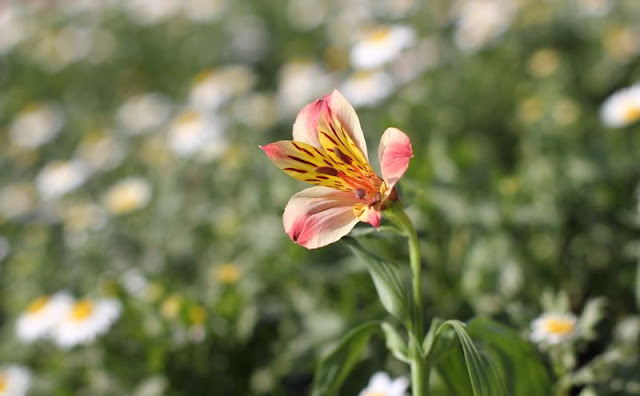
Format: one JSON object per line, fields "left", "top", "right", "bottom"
{"left": 343, "top": 238, "right": 410, "bottom": 321}
{"left": 381, "top": 321, "right": 410, "bottom": 363}
{"left": 435, "top": 320, "right": 506, "bottom": 396}
{"left": 311, "top": 321, "right": 379, "bottom": 396}
{"left": 467, "top": 317, "right": 553, "bottom": 396}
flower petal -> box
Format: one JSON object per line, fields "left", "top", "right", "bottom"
{"left": 353, "top": 203, "right": 381, "bottom": 228}
{"left": 327, "top": 90, "right": 369, "bottom": 160}
{"left": 378, "top": 127, "right": 413, "bottom": 189}
{"left": 260, "top": 141, "right": 353, "bottom": 191}
{"left": 283, "top": 186, "right": 361, "bottom": 249}
{"left": 292, "top": 99, "right": 324, "bottom": 148}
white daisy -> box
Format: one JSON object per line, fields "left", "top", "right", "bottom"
{"left": 452, "top": 0, "right": 516, "bottom": 53}
{"left": 600, "top": 84, "right": 640, "bottom": 127}
{"left": 530, "top": 313, "right": 578, "bottom": 345}
{"left": 9, "top": 103, "right": 64, "bottom": 150}
{"left": 340, "top": 70, "right": 395, "bottom": 108}
{"left": 181, "top": 0, "right": 228, "bottom": 23}
{"left": 62, "top": 202, "right": 107, "bottom": 234}
{"left": 35, "top": 160, "right": 89, "bottom": 200}
{"left": 116, "top": 93, "right": 172, "bottom": 136}
{"left": 32, "top": 26, "right": 93, "bottom": 71}
{"left": 0, "top": 183, "right": 37, "bottom": 220}
{"left": 0, "top": 5, "right": 29, "bottom": 55}
{"left": 0, "top": 365, "right": 31, "bottom": 396}
{"left": 103, "top": 177, "right": 152, "bottom": 215}
{"left": 16, "top": 292, "right": 73, "bottom": 343}
{"left": 75, "top": 132, "right": 126, "bottom": 172}
{"left": 53, "top": 298, "right": 122, "bottom": 348}
{"left": 125, "top": 0, "right": 182, "bottom": 26}
{"left": 359, "top": 372, "right": 409, "bottom": 396}
{"left": 277, "top": 60, "right": 334, "bottom": 116}
{"left": 168, "top": 110, "right": 226, "bottom": 159}
{"left": 350, "top": 25, "right": 416, "bottom": 70}
{"left": 188, "top": 65, "right": 255, "bottom": 111}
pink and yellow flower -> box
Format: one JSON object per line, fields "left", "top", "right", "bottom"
{"left": 261, "top": 89, "right": 413, "bottom": 249}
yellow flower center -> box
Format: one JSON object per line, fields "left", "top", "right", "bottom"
{"left": 623, "top": 106, "right": 640, "bottom": 123}
{"left": 70, "top": 300, "right": 94, "bottom": 321}
{"left": 193, "top": 69, "right": 214, "bottom": 84}
{"left": 27, "top": 296, "right": 50, "bottom": 313}
{"left": 188, "top": 306, "right": 207, "bottom": 325}
{"left": 368, "top": 27, "right": 391, "bottom": 43}
{"left": 364, "top": 392, "right": 386, "bottom": 396}
{"left": 0, "top": 373, "right": 7, "bottom": 392}
{"left": 176, "top": 110, "right": 200, "bottom": 125}
{"left": 543, "top": 318, "right": 575, "bottom": 335}
{"left": 216, "top": 263, "right": 241, "bottom": 285}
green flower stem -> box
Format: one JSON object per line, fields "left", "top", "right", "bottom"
{"left": 386, "top": 205, "right": 429, "bottom": 396}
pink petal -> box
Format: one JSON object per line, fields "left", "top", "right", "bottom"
{"left": 378, "top": 127, "right": 413, "bottom": 189}
{"left": 283, "top": 186, "right": 362, "bottom": 249}
{"left": 356, "top": 205, "right": 381, "bottom": 228}
{"left": 327, "top": 89, "right": 369, "bottom": 161}
{"left": 292, "top": 99, "right": 325, "bottom": 148}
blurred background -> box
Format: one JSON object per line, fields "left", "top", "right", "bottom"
{"left": 1, "top": 0, "right": 639, "bottom": 394}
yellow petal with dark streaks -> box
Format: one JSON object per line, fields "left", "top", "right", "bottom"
{"left": 260, "top": 141, "right": 352, "bottom": 191}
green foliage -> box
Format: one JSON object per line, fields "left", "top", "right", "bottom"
{"left": 311, "top": 321, "right": 380, "bottom": 396}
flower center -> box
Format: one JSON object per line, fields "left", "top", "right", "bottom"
{"left": 0, "top": 373, "right": 7, "bottom": 392}
{"left": 364, "top": 392, "right": 386, "bottom": 396}
{"left": 543, "top": 318, "right": 575, "bottom": 335}
{"left": 70, "top": 300, "right": 94, "bottom": 321}
{"left": 27, "top": 296, "right": 50, "bottom": 314}
{"left": 623, "top": 106, "right": 640, "bottom": 123}
{"left": 368, "top": 27, "right": 391, "bottom": 43}
{"left": 216, "top": 263, "right": 241, "bottom": 285}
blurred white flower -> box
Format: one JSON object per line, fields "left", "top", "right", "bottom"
{"left": 0, "top": 5, "right": 29, "bottom": 55}
{"left": 103, "top": 177, "right": 152, "bottom": 215}
{"left": 231, "top": 93, "right": 278, "bottom": 131}
{"left": 574, "top": 0, "right": 612, "bottom": 16}
{"left": 53, "top": 298, "right": 122, "bottom": 348}
{"left": 121, "top": 269, "right": 148, "bottom": 297}
{"left": 226, "top": 14, "right": 269, "bottom": 62}
{"left": 350, "top": 25, "right": 416, "bottom": 70}
{"left": 359, "top": 372, "right": 409, "bottom": 396}
{"left": 0, "top": 183, "right": 37, "bottom": 220}
{"left": 453, "top": 0, "right": 516, "bottom": 53}
{"left": 277, "top": 60, "right": 334, "bottom": 116}
{"left": 286, "top": 0, "right": 327, "bottom": 31}
{"left": 167, "top": 110, "right": 226, "bottom": 159}
{"left": 9, "top": 103, "right": 64, "bottom": 150}
{"left": 181, "top": 0, "right": 228, "bottom": 23}
{"left": 125, "top": 0, "right": 181, "bottom": 25}
{"left": 600, "top": 84, "right": 640, "bottom": 127}
{"left": 117, "top": 93, "right": 172, "bottom": 136}
{"left": 0, "top": 365, "right": 31, "bottom": 396}
{"left": 341, "top": 70, "right": 395, "bottom": 108}
{"left": 530, "top": 312, "right": 577, "bottom": 344}
{"left": 75, "top": 131, "right": 127, "bottom": 172}
{"left": 35, "top": 160, "right": 89, "bottom": 200}
{"left": 390, "top": 37, "right": 442, "bottom": 84}
{"left": 188, "top": 65, "right": 255, "bottom": 111}
{"left": 63, "top": 202, "right": 107, "bottom": 234}
{"left": 16, "top": 292, "right": 73, "bottom": 343}
{"left": 33, "top": 26, "right": 93, "bottom": 71}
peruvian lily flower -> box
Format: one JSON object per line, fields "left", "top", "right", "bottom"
{"left": 261, "top": 89, "right": 413, "bottom": 249}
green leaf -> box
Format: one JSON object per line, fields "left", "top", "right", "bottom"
{"left": 381, "top": 321, "right": 410, "bottom": 363}
{"left": 467, "top": 317, "right": 553, "bottom": 396}
{"left": 435, "top": 320, "right": 507, "bottom": 396}
{"left": 343, "top": 238, "right": 410, "bottom": 321}
{"left": 311, "top": 321, "right": 380, "bottom": 396}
